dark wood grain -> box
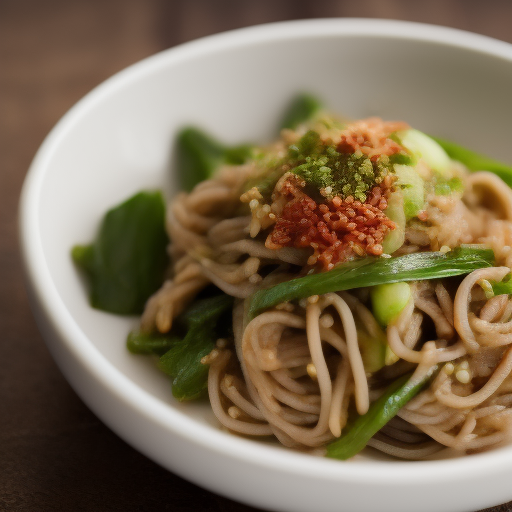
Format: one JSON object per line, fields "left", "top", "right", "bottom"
{"left": 2, "top": 1, "right": 512, "bottom": 511}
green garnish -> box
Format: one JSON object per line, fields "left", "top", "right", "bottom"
{"left": 71, "top": 191, "right": 169, "bottom": 315}
{"left": 393, "top": 164, "right": 425, "bottom": 220}
{"left": 490, "top": 274, "right": 512, "bottom": 297}
{"left": 177, "top": 127, "right": 253, "bottom": 192}
{"left": 357, "top": 328, "right": 388, "bottom": 374}
{"left": 370, "top": 282, "right": 412, "bottom": 327}
{"left": 127, "top": 330, "right": 177, "bottom": 356}
{"left": 287, "top": 130, "right": 393, "bottom": 202}
{"left": 280, "top": 93, "right": 323, "bottom": 130}
{"left": 389, "top": 152, "right": 414, "bottom": 166}
{"left": 247, "top": 246, "right": 495, "bottom": 320}
{"left": 435, "top": 177, "right": 464, "bottom": 196}
{"left": 157, "top": 294, "right": 234, "bottom": 401}
{"left": 432, "top": 137, "right": 512, "bottom": 188}
{"left": 326, "top": 367, "right": 438, "bottom": 460}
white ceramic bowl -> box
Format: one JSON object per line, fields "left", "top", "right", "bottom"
{"left": 20, "top": 19, "right": 512, "bottom": 512}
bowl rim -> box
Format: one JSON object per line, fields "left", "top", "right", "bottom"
{"left": 19, "top": 17, "right": 512, "bottom": 490}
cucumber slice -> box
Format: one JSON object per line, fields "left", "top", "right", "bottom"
{"left": 394, "top": 164, "right": 425, "bottom": 220}
{"left": 382, "top": 190, "right": 406, "bottom": 254}
{"left": 399, "top": 129, "right": 451, "bottom": 175}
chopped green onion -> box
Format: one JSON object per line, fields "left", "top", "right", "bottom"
{"left": 491, "top": 274, "right": 512, "bottom": 297}
{"left": 432, "top": 137, "right": 512, "bottom": 188}
{"left": 247, "top": 246, "right": 495, "bottom": 320}
{"left": 435, "top": 177, "right": 464, "bottom": 196}
{"left": 326, "top": 366, "right": 438, "bottom": 460}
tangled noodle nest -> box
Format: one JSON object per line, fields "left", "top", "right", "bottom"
{"left": 140, "top": 135, "right": 512, "bottom": 459}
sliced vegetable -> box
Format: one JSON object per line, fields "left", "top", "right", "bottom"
{"left": 158, "top": 294, "right": 234, "bottom": 401}
{"left": 177, "top": 127, "right": 253, "bottom": 192}
{"left": 435, "top": 176, "right": 464, "bottom": 196}
{"left": 357, "top": 329, "right": 387, "bottom": 374}
{"left": 280, "top": 93, "right": 323, "bottom": 130}
{"left": 326, "top": 366, "right": 438, "bottom": 459}
{"left": 127, "top": 330, "right": 177, "bottom": 356}
{"left": 432, "top": 137, "right": 512, "bottom": 188}
{"left": 382, "top": 191, "right": 406, "bottom": 254}
{"left": 394, "top": 164, "right": 425, "bottom": 220}
{"left": 490, "top": 274, "right": 512, "bottom": 296}
{"left": 399, "top": 129, "right": 451, "bottom": 174}
{"left": 72, "top": 191, "right": 168, "bottom": 315}
{"left": 370, "top": 282, "right": 411, "bottom": 326}
{"left": 247, "top": 246, "right": 495, "bottom": 320}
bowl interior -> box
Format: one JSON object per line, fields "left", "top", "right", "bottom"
{"left": 22, "top": 18, "right": 512, "bottom": 511}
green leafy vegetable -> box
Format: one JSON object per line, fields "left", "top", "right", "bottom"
{"left": 127, "top": 330, "right": 177, "bottom": 356}
{"left": 432, "top": 137, "right": 512, "bottom": 188}
{"left": 435, "top": 177, "right": 464, "bottom": 196}
{"left": 389, "top": 153, "right": 414, "bottom": 166}
{"left": 72, "top": 191, "right": 168, "bottom": 315}
{"left": 280, "top": 93, "right": 323, "bottom": 130}
{"left": 326, "top": 366, "right": 438, "bottom": 460}
{"left": 247, "top": 246, "right": 495, "bottom": 320}
{"left": 158, "top": 294, "right": 234, "bottom": 401}
{"left": 357, "top": 329, "right": 388, "bottom": 374}
{"left": 490, "top": 274, "right": 512, "bottom": 296}
{"left": 177, "top": 127, "right": 253, "bottom": 192}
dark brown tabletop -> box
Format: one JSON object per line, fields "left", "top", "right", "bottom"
{"left": 2, "top": 1, "right": 512, "bottom": 511}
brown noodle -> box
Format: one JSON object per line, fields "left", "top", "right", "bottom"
{"left": 141, "top": 154, "right": 512, "bottom": 459}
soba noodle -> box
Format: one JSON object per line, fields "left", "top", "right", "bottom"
{"left": 140, "top": 114, "right": 512, "bottom": 459}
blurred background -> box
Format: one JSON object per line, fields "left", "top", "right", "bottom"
{"left": 2, "top": 1, "right": 512, "bottom": 510}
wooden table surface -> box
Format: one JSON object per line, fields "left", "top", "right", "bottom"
{"left": 2, "top": 1, "right": 512, "bottom": 511}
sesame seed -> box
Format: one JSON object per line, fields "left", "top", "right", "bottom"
{"left": 319, "top": 314, "right": 334, "bottom": 328}
{"left": 456, "top": 369, "right": 471, "bottom": 384}
{"left": 307, "top": 363, "right": 318, "bottom": 380}
{"left": 201, "top": 349, "right": 219, "bottom": 365}
{"left": 249, "top": 274, "right": 262, "bottom": 284}
{"left": 262, "top": 349, "right": 276, "bottom": 362}
{"left": 228, "top": 406, "right": 241, "bottom": 419}
{"left": 223, "top": 375, "right": 234, "bottom": 387}
{"left": 216, "top": 338, "right": 228, "bottom": 348}
{"left": 444, "top": 363, "right": 455, "bottom": 375}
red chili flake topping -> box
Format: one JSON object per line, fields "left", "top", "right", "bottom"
{"left": 337, "top": 118, "right": 409, "bottom": 162}
{"left": 266, "top": 174, "right": 396, "bottom": 270}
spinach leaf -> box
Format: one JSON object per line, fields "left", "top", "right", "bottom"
{"left": 158, "top": 294, "right": 234, "bottom": 401}
{"left": 127, "top": 330, "right": 177, "bottom": 356}
{"left": 280, "top": 93, "right": 323, "bottom": 130}
{"left": 72, "top": 190, "right": 168, "bottom": 315}
{"left": 177, "top": 127, "right": 253, "bottom": 192}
